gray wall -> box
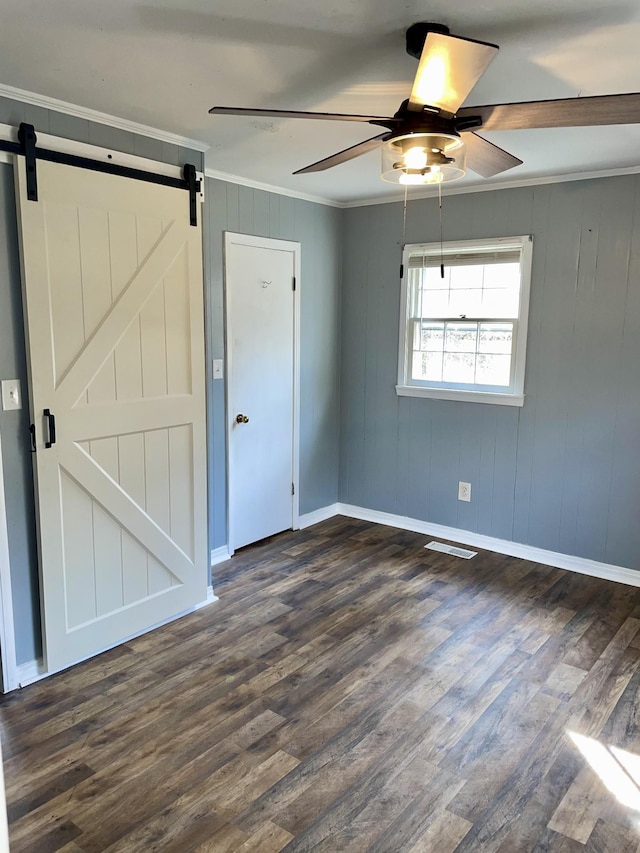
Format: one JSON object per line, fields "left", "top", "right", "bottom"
{"left": 6, "top": 93, "right": 638, "bottom": 663}
{"left": 0, "top": 100, "right": 204, "bottom": 665}
{"left": 340, "top": 177, "right": 640, "bottom": 570}
{"left": 204, "top": 179, "right": 342, "bottom": 551}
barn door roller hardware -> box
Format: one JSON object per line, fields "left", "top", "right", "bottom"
{"left": 0, "top": 123, "right": 202, "bottom": 226}
{"left": 183, "top": 164, "right": 199, "bottom": 227}
{"left": 17, "top": 124, "right": 38, "bottom": 200}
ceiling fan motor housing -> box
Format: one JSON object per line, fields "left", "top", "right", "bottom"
{"left": 405, "top": 23, "right": 450, "bottom": 59}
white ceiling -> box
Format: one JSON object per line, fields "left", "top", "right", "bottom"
{"left": 2, "top": 0, "right": 640, "bottom": 203}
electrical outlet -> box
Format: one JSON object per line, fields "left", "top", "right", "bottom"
{"left": 458, "top": 481, "right": 471, "bottom": 502}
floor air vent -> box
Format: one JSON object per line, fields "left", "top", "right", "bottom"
{"left": 425, "top": 541, "right": 477, "bottom": 559}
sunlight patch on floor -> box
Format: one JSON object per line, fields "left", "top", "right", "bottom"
{"left": 569, "top": 731, "right": 640, "bottom": 812}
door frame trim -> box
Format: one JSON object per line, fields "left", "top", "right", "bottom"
{"left": 223, "top": 232, "right": 301, "bottom": 555}
{"left": 0, "top": 435, "right": 18, "bottom": 692}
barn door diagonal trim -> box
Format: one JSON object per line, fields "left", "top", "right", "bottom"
{"left": 55, "top": 220, "right": 189, "bottom": 408}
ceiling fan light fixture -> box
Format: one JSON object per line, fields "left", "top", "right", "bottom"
{"left": 403, "top": 146, "right": 429, "bottom": 169}
{"left": 399, "top": 168, "right": 444, "bottom": 185}
{"left": 381, "top": 131, "right": 466, "bottom": 184}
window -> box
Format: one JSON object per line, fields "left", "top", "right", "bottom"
{"left": 397, "top": 235, "right": 533, "bottom": 406}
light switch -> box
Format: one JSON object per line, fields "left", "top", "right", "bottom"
{"left": 212, "top": 359, "right": 224, "bottom": 380}
{"left": 1, "top": 379, "right": 22, "bottom": 411}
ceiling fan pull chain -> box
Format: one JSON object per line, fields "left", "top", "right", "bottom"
{"left": 439, "top": 182, "right": 445, "bottom": 279}
{"left": 399, "top": 183, "right": 409, "bottom": 281}
{"left": 402, "top": 183, "right": 408, "bottom": 247}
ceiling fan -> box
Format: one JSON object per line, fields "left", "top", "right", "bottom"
{"left": 210, "top": 22, "right": 640, "bottom": 186}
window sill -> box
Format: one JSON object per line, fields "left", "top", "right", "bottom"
{"left": 395, "top": 385, "right": 525, "bottom": 407}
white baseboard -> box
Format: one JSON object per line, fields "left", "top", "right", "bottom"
{"left": 210, "top": 546, "right": 232, "bottom": 567}
{"left": 337, "top": 503, "right": 640, "bottom": 588}
{"left": 194, "top": 585, "right": 219, "bottom": 609}
{"left": 16, "top": 658, "right": 47, "bottom": 689}
{"left": 296, "top": 501, "right": 640, "bottom": 589}
{"left": 297, "top": 503, "right": 341, "bottom": 529}
{"left": 17, "top": 507, "right": 637, "bottom": 692}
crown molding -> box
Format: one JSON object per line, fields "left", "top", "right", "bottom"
{"left": 343, "top": 163, "right": 640, "bottom": 208}
{"left": 6, "top": 80, "right": 634, "bottom": 205}
{"left": 0, "top": 83, "right": 210, "bottom": 153}
{"left": 204, "top": 167, "right": 342, "bottom": 208}
{"left": 207, "top": 160, "right": 640, "bottom": 209}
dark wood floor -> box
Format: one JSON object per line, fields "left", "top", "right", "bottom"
{"left": 3, "top": 516, "right": 640, "bottom": 852}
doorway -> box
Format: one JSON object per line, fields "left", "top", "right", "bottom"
{"left": 224, "top": 233, "right": 300, "bottom": 551}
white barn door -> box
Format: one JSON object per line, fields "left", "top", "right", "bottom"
{"left": 15, "top": 157, "right": 208, "bottom": 674}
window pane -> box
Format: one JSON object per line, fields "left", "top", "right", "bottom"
{"left": 476, "top": 353, "right": 511, "bottom": 386}
{"left": 421, "top": 291, "right": 453, "bottom": 318}
{"left": 421, "top": 323, "right": 444, "bottom": 352}
{"left": 445, "top": 323, "right": 477, "bottom": 353}
{"left": 449, "top": 264, "right": 483, "bottom": 289}
{"left": 443, "top": 352, "right": 475, "bottom": 383}
{"left": 479, "top": 290, "right": 519, "bottom": 318}
{"left": 412, "top": 351, "right": 443, "bottom": 381}
{"left": 416, "top": 260, "right": 521, "bottom": 319}
{"left": 422, "top": 267, "right": 451, "bottom": 290}
{"left": 483, "top": 262, "right": 520, "bottom": 288}
{"left": 478, "top": 323, "right": 513, "bottom": 354}
{"left": 445, "top": 289, "right": 483, "bottom": 318}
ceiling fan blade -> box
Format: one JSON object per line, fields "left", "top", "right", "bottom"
{"left": 463, "top": 132, "right": 523, "bottom": 177}
{"left": 457, "top": 93, "right": 640, "bottom": 131}
{"left": 409, "top": 32, "right": 498, "bottom": 115}
{"left": 209, "top": 106, "right": 398, "bottom": 124}
{"left": 294, "top": 133, "right": 390, "bottom": 174}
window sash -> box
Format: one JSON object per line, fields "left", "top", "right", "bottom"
{"left": 405, "top": 318, "right": 519, "bottom": 393}
{"left": 407, "top": 265, "right": 521, "bottom": 321}
{"left": 397, "top": 235, "right": 532, "bottom": 405}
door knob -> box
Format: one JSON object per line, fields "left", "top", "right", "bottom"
{"left": 235, "top": 413, "right": 249, "bottom": 424}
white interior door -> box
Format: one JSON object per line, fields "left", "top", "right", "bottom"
{"left": 225, "top": 233, "right": 299, "bottom": 550}
{"left": 15, "top": 157, "right": 208, "bottom": 674}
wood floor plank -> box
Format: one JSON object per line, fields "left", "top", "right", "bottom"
{"left": 584, "top": 818, "right": 640, "bottom": 852}
{"left": 192, "top": 823, "right": 249, "bottom": 853}
{"left": 407, "top": 809, "right": 473, "bottom": 852}
{"left": 492, "top": 744, "right": 584, "bottom": 852}
{"left": 236, "top": 820, "right": 293, "bottom": 852}
{"left": 232, "top": 698, "right": 424, "bottom": 837}
{"left": 4, "top": 517, "right": 640, "bottom": 852}
{"left": 100, "top": 751, "right": 298, "bottom": 852}
{"left": 548, "top": 766, "right": 608, "bottom": 843}
{"left": 365, "top": 763, "right": 466, "bottom": 852}
{"left": 69, "top": 711, "right": 288, "bottom": 852}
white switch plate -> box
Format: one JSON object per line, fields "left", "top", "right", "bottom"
{"left": 1, "top": 379, "right": 22, "bottom": 411}
{"left": 458, "top": 481, "right": 471, "bottom": 502}
{"left": 212, "top": 359, "right": 224, "bottom": 380}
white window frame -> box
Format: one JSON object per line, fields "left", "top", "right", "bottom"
{"left": 396, "top": 235, "right": 533, "bottom": 406}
